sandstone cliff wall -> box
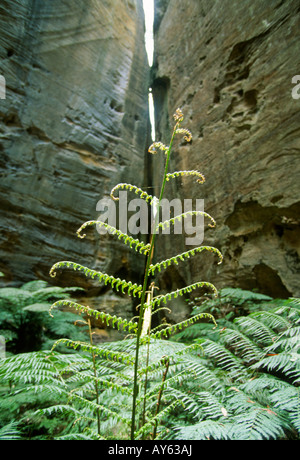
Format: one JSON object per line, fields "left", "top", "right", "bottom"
{"left": 153, "top": 0, "right": 300, "bottom": 298}
{"left": 0, "top": 0, "right": 149, "bottom": 300}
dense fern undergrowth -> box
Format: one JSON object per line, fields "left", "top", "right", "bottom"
{"left": 0, "top": 285, "right": 299, "bottom": 440}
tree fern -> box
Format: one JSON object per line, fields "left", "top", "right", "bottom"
{"left": 0, "top": 281, "right": 86, "bottom": 354}
{"left": 167, "top": 290, "right": 300, "bottom": 440}
{"left": 2, "top": 294, "right": 300, "bottom": 440}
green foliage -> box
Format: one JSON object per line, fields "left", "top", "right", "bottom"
{"left": 3, "top": 290, "right": 298, "bottom": 441}
{"left": 0, "top": 108, "right": 223, "bottom": 440}
{"left": 77, "top": 220, "right": 151, "bottom": 255}
{"left": 0, "top": 280, "right": 86, "bottom": 354}
{"left": 169, "top": 291, "right": 300, "bottom": 440}
{"left": 43, "top": 108, "right": 221, "bottom": 440}
{"left": 149, "top": 246, "right": 223, "bottom": 275}
{"left": 0, "top": 421, "right": 22, "bottom": 440}
{"left": 50, "top": 262, "right": 143, "bottom": 297}
{"left": 2, "top": 107, "right": 298, "bottom": 442}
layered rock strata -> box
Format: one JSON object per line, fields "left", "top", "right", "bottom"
{"left": 152, "top": 0, "right": 300, "bottom": 298}
{"left": 0, "top": 0, "right": 149, "bottom": 299}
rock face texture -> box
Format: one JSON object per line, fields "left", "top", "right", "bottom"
{"left": 152, "top": 0, "right": 300, "bottom": 298}
{"left": 0, "top": 0, "right": 149, "bottom": 295}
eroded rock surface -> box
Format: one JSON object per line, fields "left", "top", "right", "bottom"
{"left": 152, "top": 0, "right": 300, "bottom": 297}
{"left": 0, "top": 0, "right": 149, "bottom": 298}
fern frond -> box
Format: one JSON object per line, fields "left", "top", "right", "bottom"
{"left": 149, "top": 246, "right": 223, "bottom": 275}
{"left": 55, "top": 432, "right": 98, "bottom": 440}
{"left": 49, "top": 261, "right": 143, "bottom": 297}
{"left": 156, "top": 210, "right": 216, "bottom": 232}
{"left": 148, "top": 141, "right": 169, "bottom": 154}
{"left": 200, "top": 339, "right": 247, "bottom": 381}
{"left": 0, "top": 351, "right": 65, "bottom": 386}
{"left": 220, "top": 287, "right": 272, "bottom": 303}
{"left": 151, "top": 282, "right": 218, "bottom": 308}
{"left": 49, "top": 300, "right": 138, "bottom": 334}
{"left": 270, "top": 386, "right": 300, "bottom": 433}
{"left": 77, "top": 220, "right": 150, "bottom": 255}
{"left": 36, "top": 404, "right": 79, "bottom": 419}
{"left": 135, "top": 400, "right": 183, "bottom": 439}
{"left": 234, "top": 315, "right": 275, "bottom": 346}
{"left": 194, "top": 391, "right": 229, "bottom": 420}
{"left": 173, "top": 420, "right": 229, "bottom": 440}
{"left": 0, "top": 421, "right": 22, "bottom": 440}
{"left": 51, "top": 339, "right": 135, "bottom": 365}
{"left": 264, "top": 325, "right": 300, "bottom": 352}
{"left": 110, "top": 182, "right": 155, "bottom": 204}
{"left": 182, "top": 357, "right": 224, "bottom": 394}
{"left": 150, "top": 312, "right": 217, "bottom": 339}
{"left": 13, "top": 383, "right": 69, "bottom": 399}
{"left": 69, "top": 393, "right": 131, "bottom": 426}
{"left": 250, "top": 311, "right": 291, "bottom": 332}
{"left": 137, "top": 341, "right": 200, "bottom": 377}
{"left": 227, "top": 408, "right": 286, "bottom": 440}
{"left": 174, "top": 128, "right": 192, "bottom": 142}
{"left": 166, "top": 170, "right": 205, "bottom": 184}
{"left": 163, "top": 387, "right": 203, "bottom": 420}
{"left": 251, "top": 352, "right": 300, "bottom": 382}
{"left": 220, "top": 327, "right": 264, "bottom": 363}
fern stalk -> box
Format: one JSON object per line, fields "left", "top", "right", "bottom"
{"left": 130, "top": 112, "right": 182, "bottom": 439}
{"left": 87, "top": 318, "right": 101, "bottom": 437}
{"left": 152, "top": 357, "right": 170, "bottom": 439}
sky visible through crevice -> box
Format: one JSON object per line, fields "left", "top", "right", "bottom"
{"left": 142, "top": 0, "right": 155, "bottom": 140}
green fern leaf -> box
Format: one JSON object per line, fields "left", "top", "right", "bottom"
{"left": 234, "top": 315, "right": 275, "bottom": 346}
{"left": 220, "top": 327, "right": 264, "bottom": 363}
{"left": 151, "top": 282, "right": 218, "bottom": 308}
{"left": 51, "top": 339, "right": 135, "bottom": 365}
{"left": 150, "top": 312, "right": 217, "bottom": 339}
{"left": 49, "top": 261, "right": 143, "bottom": 297}
{"left": 200, "top": 339, "right": 247, "bottom": 381}
{"left": 228, "top": 409, "right": 286, "bottom": 440}
{"left": 49, "top": 300, "right": 138, "bottom": 334}
{"left": 77, "top": 220, "right": 150, "bottom": 255}
{"left": 165, "top": 170, "right": 205, "bottom": 184}
{"left": 174, "top": 420, "right": 229, "bottom": 440}
{"left": 250, "top": 311, "right": 291, "bottom": 332}
{"left": 0, "top": 421, "right": 22, "bottom": 440}
{"left": 110, "top": 182, "right": 155, "bottom": 204}
{"left": 149, "top": 246, "right": 223, "bottom": 275}
{"left": 270, "top": 386, "right": 300, "bottom": 433}
{"left": 155, "top": 210, "right": 216, "bottom": 233}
